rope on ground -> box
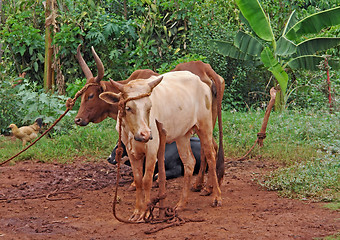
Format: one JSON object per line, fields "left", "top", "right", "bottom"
{"left": 0, "top": 190, "right": 80, "bottom": 202}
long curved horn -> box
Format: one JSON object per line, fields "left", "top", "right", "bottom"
{"left": 109, "top": 78, "right": 125, "bottom": 93}
{"left": 76, "top": 44, "right": 94, "bottom": 81}
{"left": 91, "top": 46, "right": 104, "bottom": 83}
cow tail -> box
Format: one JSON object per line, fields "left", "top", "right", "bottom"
{"left": 209, "top": 69, "right": 225, "bottom": 186}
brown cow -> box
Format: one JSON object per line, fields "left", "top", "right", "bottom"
{"left": 74, "top": 45, "right": 225, "bottom": 192}
{"left": 100, "top": 71, "right": 222, "bottom": 221}
{"left": 74, "top": 45, "right": 159, "bottom": 126}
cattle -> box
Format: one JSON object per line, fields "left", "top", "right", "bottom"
{"left": 74, "top": 44, "right": 159, "bottom": 126}
{"left": 74, "top": 45, "right": 225, "bottom": 194}
{"left": 99, "top": 71, "right": 222, "bottom": 221}
{"left": 172, "top": 61, "right": 225, "bottom": 192}
{"left": 108, "top": 137, "right": 202, "bottom": 180}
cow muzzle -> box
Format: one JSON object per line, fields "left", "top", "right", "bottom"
{"left": 134, "top": 131, "right": 153, "bottom": 143}
{"left": 74, "top": 117, "right": 89, "bottom": 126}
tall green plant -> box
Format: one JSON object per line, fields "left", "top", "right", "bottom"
{"left": 211, "top": 1, "right": 340, "bottom": 109}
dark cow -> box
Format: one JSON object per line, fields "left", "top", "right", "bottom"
{"left": 108, "top": 138, "right": 202, "bottom": 180}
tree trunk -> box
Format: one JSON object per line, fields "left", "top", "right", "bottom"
{"left": 0, "top": 0, "right": 3, "bottom": 60}
{"left": 44, "top": 0, "right": 54, "bottom": 92}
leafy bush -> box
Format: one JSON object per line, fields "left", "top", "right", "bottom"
{"left": 0, "top": 117, "right": 118, "bottom": 163}
{"left": 0, "top": 1, "right": 45, "bottom": 84}
{"left": 261, "top": 157, "right": 339, "bottom": 201}
{"left": 0, "top": 78, "right": 75, "bottom": 134}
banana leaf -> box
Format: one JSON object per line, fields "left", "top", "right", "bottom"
{"left": 276, "top": 36, "right": 297, "bottom": 56}
{"left": 285, "top": 6, "right": 340, "bottom": 40}
{"left": 261, "top": 47, "right": 288, "bottom": 94}
{"left": 288, "top": 55, "right": 340, "bottom": 71}
{"left": 235, "top": 0, "right": 274, "bottom": 42}
{"left": 234, "top": 31, "right": 264, "bottom": 57}
{"left": 209, "top": 40, "right": 255, "bottom": 61}
{"left": 282, "top": 10, "right": 298, "bottom": 36}
{"left": 296, "top": 37, "right": 340, "bottom": 56}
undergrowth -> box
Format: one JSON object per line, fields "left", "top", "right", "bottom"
{"left": 222, "top": 109, "right": 339, "bottom": 202}
{"left": 0, "top": 115, "right": 118, "bottom": 163}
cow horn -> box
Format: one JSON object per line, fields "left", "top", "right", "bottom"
{"left": 109, "top": 79, "right": 125, "bottom": 93}
{"left": 91, "top": 46, "right": 104, "bottom": 83}
{"left": 148, "top": 76, "right": 163, "bottom": 90}
{"left": 76, "top": 44, "right": 94, "bottom": 81}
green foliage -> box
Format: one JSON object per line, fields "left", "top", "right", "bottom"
{"left": 0, "top": 117, "right": 118, "bottom": 163}
{"left": 0, "top": 2, "right": 45, "bottom": 83}
{"left": 0, "top": 80, "right": 23, "bottom": 134}
{"left": 222, "top": 110, "right": 339, "bottom": 164}
{"left": 261, "top": 158, "right": 339, "bottom": 201}
{"left": 0, "top": 0, "right": 339, "bottom": 114}
{"left": 210, "top": 1, "right": 340, "bottom": 110}
{"left": 0, "top": 78, "right": 75, "bottom": 134}
{"left": 222, "top": 109, "right": 339, "bottom": 201}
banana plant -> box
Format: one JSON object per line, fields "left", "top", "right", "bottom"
{"left": 210, "top": 0, "right": 340, "bottom": 107}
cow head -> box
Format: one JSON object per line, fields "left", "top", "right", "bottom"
{"left": 74, "top": 44, "right": 114, "bottom": 126}
{"left": 99, "top": 76, "right": 163, "bottom": 143}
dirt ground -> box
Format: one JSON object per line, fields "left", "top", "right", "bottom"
{"left": 0, "top": 157, "right": 339, "bottom": 240}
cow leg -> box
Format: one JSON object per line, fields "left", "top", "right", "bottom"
{"left": 192, "top": 146, "right": 206, "bottom": 192}
{"left": 175, "top": 135, "right": 196, "bottom": 210}
{"left": 198, "top": 138, "right": 218, "bottom": 196}
{"left": 128, "top": 156, "right": 145, "bottom": 222}
{"left": 143, "top": 153, "right": 157, "bottom": 214}
{"left": 195, "top": 129, "right": 222, "bottom": 207}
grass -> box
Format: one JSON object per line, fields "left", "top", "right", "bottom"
{"left": 1, "top": 109, "right": 339, "bottom": 203}
{"left": 222, "top": 109, "right": 339, "bottom": 203}
{"left": 221, "top": 109, "right": 339, "bottom": 165}
{"left": 0, "top": 114, "right": 118, "bottom": 163}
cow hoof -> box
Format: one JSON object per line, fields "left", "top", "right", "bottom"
{"left": 199, "top": 188, "right": 212, "bottom": 196}
{"left": 211, "top": 199, "right": 222, "bottom": 207}
{"left": 129, "top": 212, "right": 145, "bottom": 222}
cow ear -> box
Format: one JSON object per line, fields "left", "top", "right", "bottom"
{"left": 99, "top": 92, "right": 121, "bottom": 104}
{"left": 148, "top": 76, "right": 163, "bottom": 90}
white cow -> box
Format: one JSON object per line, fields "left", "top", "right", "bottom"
{"left": 100, "top": 71, "right": 222, "bottom": 222}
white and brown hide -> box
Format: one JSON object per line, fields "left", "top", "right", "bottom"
{"left": 100, "top": 71, "right": 222, "bottom": 222}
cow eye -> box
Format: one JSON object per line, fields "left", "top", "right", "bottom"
{"left": 88, "top": 94, "right": 94, "bottom": 100}
{"left": 125, "top": 106, "right": 131, "bottom": 112}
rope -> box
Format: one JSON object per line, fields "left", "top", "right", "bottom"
{"left": 0, "top": 82, "right": 99, "bottom": 166}
{"left": 112, "top": 93, "right": 152, "bottom": 224}
{"left": 236, "top": 87, "right": 277, "bottom": 161}
{"left": 111, "top": 92, "right": 205, "bottom": 232}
